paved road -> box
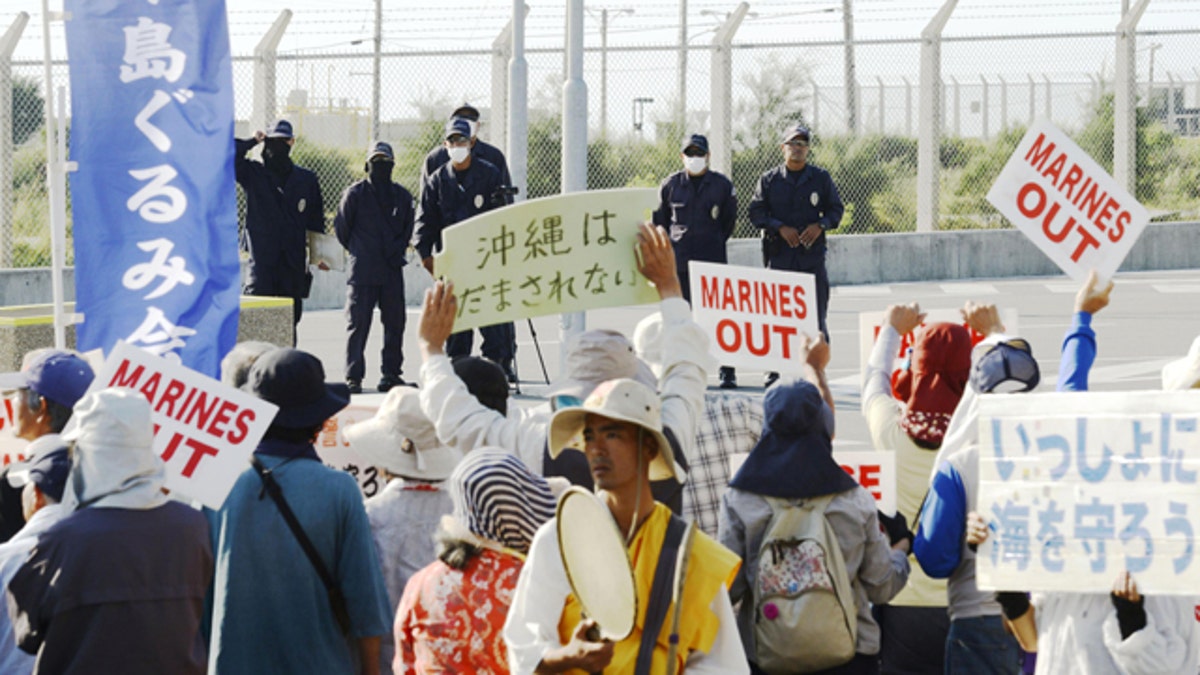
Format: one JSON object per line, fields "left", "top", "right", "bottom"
{"left": 297, "top": 268, "right": 1200, "bottom": 450}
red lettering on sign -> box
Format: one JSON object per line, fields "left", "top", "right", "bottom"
{"left": 109, "top": 359, "right": 144, "bottom": 389}
{"left": 206, "top": 400, "right": 237, "bottom": 439}
{"left": 155, "top": 379, "right": 187, "bottom": 417}
{"left": 228, "top": 408, "right": 256, "bottom": 445}
{"left": 716, "top": 319, "right": 741, "bottom": 352}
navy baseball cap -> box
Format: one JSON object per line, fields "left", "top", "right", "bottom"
{"left": 7, "top": 447, "right": 71, "bottom": 502}
{"left": 451, "top": 103, "right": 481, "bottom": 121}
{"left": 266, "top": 119, "right": 294, "bottom": 139}
{"left": 366, "top": 141, "right": 394, "bottom": 162}
{"left": 782, "top": 124, "right": 810, "bottom": 143}
{"left": 0, "top": 350, "right": 95, "bottom": 408}
{"left": 681, "top": 134, "right": 709, "bottom": 154}
{"left": 445, "top": 118, "right": 472, "bottom": 140}
{"left": 243, "top": 348, "right": 349, "bottom": 429}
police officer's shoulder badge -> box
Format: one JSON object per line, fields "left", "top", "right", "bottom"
{"left": 810, "top": 192, "right": 819, "bottom": 206}
{"left": 474, "top": 194, "right": 483, "bottom": 209}
{"left": 711, "top": 205, "right": 719, "bottom": 220}
{"left": 298, "top": 198, "right": 307, "bottom": 213}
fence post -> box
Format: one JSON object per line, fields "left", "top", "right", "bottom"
{"left": 951, "top": 75, "right": 961, "bottom": 136}
{"left": 998, "top": 75, "right": 1007, "bottom": 133}
{"left": 1165, "top": 72, "right": 1176, "bottom": 132}
{"left": 980, "top": 75, "right": 989, "bottom": 140}
{"left": 252, "top": 10, "right": 291, "bottom": 132}
{"left": 560, "top": 0, "right": 588, "bottom": 349}
{"left": 709, "top": 3, "right": 748, "bottom": 177}
{"left": 508, "top": 1, "right": 528, "bottom": 203}
{"left": 877, "top": 76, "right": 885, "bottom": 133}
{"left": 1027, "top": 73, "right": 1036, "bottom": 125}
{"left": 1043, "top": 73, "right": 1052, "bottom": 121}
{"left": 903, "top": 77, "right": 912, "bottom": 136}
{"left": 916, "top": 0, "right": 956, "bottom": 233}
{"left": 1114, "top": 0, "right": 1150, "bottom": 193}
{"left": 0, "top": 12, "right": 30, "bottom": 269}
{"left": 843, "top": 0, "right": 857, "bottom": 134}
{"left": 491, "top": 18, "right": 513, "bottom": 155}
{"left": 811, "top": 79, "right": 820, "bottom": 131}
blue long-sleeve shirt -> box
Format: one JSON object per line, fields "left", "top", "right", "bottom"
{"left": 1056, "top": 311, "right": 1096, "bottom": 392}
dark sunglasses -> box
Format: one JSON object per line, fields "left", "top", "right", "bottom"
{"left": 683, "top": 147, "right": 707, "bottom": 157}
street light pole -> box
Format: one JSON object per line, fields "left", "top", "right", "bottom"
{"left": 372, "top": 0, "right": 382, "bottom": 140}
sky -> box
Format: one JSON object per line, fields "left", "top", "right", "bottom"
{"left": 3, "top": 1, "right": 1198, "bottom": 139}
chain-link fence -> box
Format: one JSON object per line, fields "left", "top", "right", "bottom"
{"left": 3, "top": 5, "right": 1199, "bottom": 268}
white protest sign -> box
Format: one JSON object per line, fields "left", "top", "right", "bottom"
{"left": 857, "top": 309, "right": 1020, "bottom": 391}
{"left": 91, "top": 341, "right": 278, "bottom": 510}
{"left": 315, "top": 403, "right": 386, "bottom": 498}
{"left": 727, "top": 450, "right": 896, "bottom": 514}
{"left": 0, "top": 398, "right": 29, "bottom": 467}
{"left": 976, "top": 391, "right": 1200, "bottom": 595}
{"left": 986, "top": 118, "right": 1150, "bottom": 281}
{"left": 690, "top": 262, "right": 819, "bottom": 374}
{"left": 435, "top": 189, "right": 661, "bottom": 332}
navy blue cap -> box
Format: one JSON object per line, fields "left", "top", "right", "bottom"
{"left": 451, "top": 103, "right": 481, "bottom": 121}
{"left": 266, "top": 119, "right": 294, "bottom": 139}
{"left": 681, "top": 134, "right": 709, "bottom": 154}
{"left": 243, "top": 348, "right": 349, "bottom": 428}
{"left": 7, "top": 447, "right": 71, "bottom": 502}
{"left": 972, "top": 339, "right": 1041, "bottom": 394}
{"left": 782, "top": 123, "right": 810, "bottom": 143}
{"left": 445, "top": 118, "right": 472, "bottom": 140}
{"left": 366, "top": 141, "right": 394, "bottom": 162}
{"left": 0, "top": 350, "right": 95, "bottom": 408}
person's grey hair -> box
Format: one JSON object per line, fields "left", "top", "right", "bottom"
{"left": 220, "top": 341, "right": 277, "bottom": 388}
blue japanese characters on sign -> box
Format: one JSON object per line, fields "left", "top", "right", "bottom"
{"left": 977, "top": 391, "right": 1200, "bottom": 595}
{"left": 66, "top": 0, "right": 239, "bottom": 377}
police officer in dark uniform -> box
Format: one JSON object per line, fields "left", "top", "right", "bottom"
{"left": 234, "top": 119, "right": 326, "bottom": 335}
{"left": 748, "top": 123, "right": 844, "bottom": 387}
{"left": 334, "top": 141, "right": 415, "bottom": 394}
{"left": 419, "top": 103, "right": 511, "bottom": 189}
{"left": 651, "top": 133, "right": 740, "bottom": 388}
{"left": 415, "top": 118, "right": 517, "bottom": 381}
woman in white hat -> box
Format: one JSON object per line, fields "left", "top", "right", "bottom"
{"left": 393, "top": 447, "right": 556, "bottom": 674}
{"left": 346, "top": 387, "right": 463, "bottom": 675}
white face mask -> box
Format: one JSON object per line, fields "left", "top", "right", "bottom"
{"left": 448, "top": 146, "right": 470, "bottom": 165}
{"left": 684, "top": 156, "right": 708, "bottom": 175}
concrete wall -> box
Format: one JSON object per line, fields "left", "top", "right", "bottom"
{"left": 5, "top": 221, "right": 1196, "bottom": 310}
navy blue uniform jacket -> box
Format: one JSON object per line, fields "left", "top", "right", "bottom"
{"left": 748, "top": 163, "right": 844, "bottom": 271}
{"left": 415, "top": 158, "right": 504, "bottom": 260}
{"left": 333, "top": 179, "right": 414, "bottom": 285}
{"left": 651, "top": 169, "right": 738, "bottom": 276}
{"left": 234, "top": 138, "right": 325, "bottom": 296}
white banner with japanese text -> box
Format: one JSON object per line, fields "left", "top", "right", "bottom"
{"left": 976, "top": 391, "right": 1200, "bottom": 594}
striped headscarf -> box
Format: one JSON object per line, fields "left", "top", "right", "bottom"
{"left": 449, "top": 447, "right": 557, "bottom": 554}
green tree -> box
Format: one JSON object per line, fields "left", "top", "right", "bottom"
{"left": 1074, "top": 92, "right": 1176, "bottom": 204}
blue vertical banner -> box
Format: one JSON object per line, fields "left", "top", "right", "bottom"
{"left": 65, "top": 0, "right": 238, "bottom": 377}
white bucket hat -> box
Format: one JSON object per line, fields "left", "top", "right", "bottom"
{"left": 1163, "top": 335, "right": 1200, "bottom": 391}
{"left": 548, "top": 378, "right": 681, "bottom": 481}
{"left": 344, "top": 388, "right": 462, "bottom": 481}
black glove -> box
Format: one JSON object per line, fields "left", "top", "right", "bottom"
{"left": 996, "top": 591, "right": 1031, "bottom": 620}
{"left": 1111, "top": 593, "right": 1147, "bottom": 640}
{"left": 877, "top": 510, "right": 914, "bottom": 549}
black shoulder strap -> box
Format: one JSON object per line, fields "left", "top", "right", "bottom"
{"left": 251, "top": 456, "right": 336, "bottom": 589}
{"left": 635, "top": 514, "right": 688, "bottom": 675}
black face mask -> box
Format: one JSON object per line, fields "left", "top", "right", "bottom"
{"left": 262, "top": 139, "right": 293, "bottom": 174}
{"left": 367, "top": 160, "right": 394, "bottom": 185}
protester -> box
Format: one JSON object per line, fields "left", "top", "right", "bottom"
{"left": 346, "top": 387, "right": 462, "bottom": 675}
{"left": 720, "top": 336, "right": 910, "bottom": 675}
{"left": 633, "top": 310, "right": 759, "bottom": 537}
{"left": 415, "top": 118, "right": 515, "bottom": 381}
{"left": 652, "top": 133, "right": 740, "bottom": 388}
{"left": 452, "top": 356, "right": 511, "bottom": 417}
{"left": 504, "top": 377, "right": 746, "bottom": 673}
{"left": 1162, "top": 333, "right": 1200, "bottom": 391}
{"left": 965, "top": 272, "right": 1200, "bottom": 675}
{"left": 749, "top": 123, "right": 843, "bottom": 387}
{"left": 207, "top": 348, "right": 391, "bottom": 674}
{"left": 234, "top": 120, "right": 327, "bottom": 331}
{"left": 394, "top": 447, "right": 556, "bottom": 674}
{"left": 913, "top": 307, "right": 1038, "bottom": 675}
{"left": 335, "top": 140, "right": 416, "bottom": 394}
{"left": 417, "top": 223, "right": 707, "bottom": 514}
{"left": 6, "top": 388, "right": 212, "bottom": 674}
{"left": 0, "top": 448, "right": 70, "bottom": 674}
{"left": 0, "top": 349, "right": 94, "bottom": 542}
{"left": 862, "top": 303, "right": 973, "bottom": 673}
{"left": 420, "top": 103, "right": 511, "bottom": 189}
{"left": 219, "top": 340, "right": 275, "bottom": 388}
